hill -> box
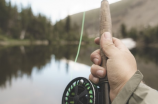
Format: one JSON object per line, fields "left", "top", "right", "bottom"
{"left": 68, "top": 0, "right": 158, "bottom": 38}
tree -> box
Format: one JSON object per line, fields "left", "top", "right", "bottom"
{"left": 0, "top": 0, "right": 10, "bottom": 32}
{"left": 65, "top": 15, "right": 71, "bottom": 33}
{"left": 120, "top": 24, "right": 127, "bottom": 38}
{"left": 128, "top": 28, "right": 137, "bottom": 40}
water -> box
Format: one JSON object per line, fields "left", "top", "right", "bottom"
{"left": 0, "top": 45, "right": 158, "bottom": 104}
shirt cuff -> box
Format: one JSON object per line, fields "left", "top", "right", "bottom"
{"left": 112, "top": 70, "right": 143, "bottom": 104}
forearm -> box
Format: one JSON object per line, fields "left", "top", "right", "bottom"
{"left": 128, "top": 82, "right": 158, "bottom": 104}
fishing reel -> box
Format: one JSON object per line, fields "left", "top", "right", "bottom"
{"left": 62, "top": 77, "right": 107, "bottom": 104}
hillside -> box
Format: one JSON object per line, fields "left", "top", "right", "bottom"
{"left": 68, "top": 0, "right": 158, "bottom": 38}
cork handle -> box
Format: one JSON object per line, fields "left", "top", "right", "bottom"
{"left": 100, "top": 0, "right": 112, "bottom": 71}
{"left": 99, "top": 0, "right": 112, "bottom": 104}
{"left": 100, "top": 0, "right": 112, "bottom": 35}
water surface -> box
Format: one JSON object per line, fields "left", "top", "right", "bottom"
{"left": 0, "top": 45, "right": 157, "bottom": 104}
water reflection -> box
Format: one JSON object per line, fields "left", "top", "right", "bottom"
{"left": 0, "top": 54, "right": 91, "bottom": 104}
{"left": 131, "top": 47, "right": 158, "bottom": 64}
{"left": 0, "top": 45, "right": 158, "bottom": 104}
{"left": 131, "top": 47, "right": 158, "bottom": 89}
{"left": 0, "top": 46, "right": 53, "bottom": 87}
{"left": 0, "top": 44, "right": 96, "bottom": 87}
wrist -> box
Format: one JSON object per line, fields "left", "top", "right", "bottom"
{"left": 110, "top": 81, "right": 126, "bottom": 101}
{"left": 109, "top": 71, "right": 137, "bottom": 101}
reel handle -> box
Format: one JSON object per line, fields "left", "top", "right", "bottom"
{"left": 99, "top": 0, "right": 112, "bottom": 104}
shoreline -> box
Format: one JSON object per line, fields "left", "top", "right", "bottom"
{"left": 0, "top": 40, "right": 49, "bottom": 46}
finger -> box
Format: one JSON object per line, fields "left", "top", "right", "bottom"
{"left": 100, "top": 32, "right": 118, "bottom": 58}
{"left": 90, "top": 49, "right": 101, "bottom": 65}
{"left": 89, "top": 74, "right": 99, "bottom": 84}
{"left": 113, "top": 37, "right": 128, "bottom": 51}
{"left": 94, "top": 37, "right": 100, "bottom": 45}
{"left": 91, "top": 64, "right": 106, "bottom": 78}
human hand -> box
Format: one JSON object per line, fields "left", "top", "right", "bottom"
{"left": 89, "top": 32, "right": 137, "bottom": 101}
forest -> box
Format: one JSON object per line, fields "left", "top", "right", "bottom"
{"left": 1, "top": 0, "right": 158, "bottom": 46}
{"left": 0, "top": 0, "right": 89, "bottom": 45}
{"left": 120, "top": 24, "right": 158, "bottom": 46}
{"left": 0, "top": 0, "right": 53, "bottom": 40}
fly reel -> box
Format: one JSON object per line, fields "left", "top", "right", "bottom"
{"left": 62, "top": 77, "right": 104, "bottom": 104}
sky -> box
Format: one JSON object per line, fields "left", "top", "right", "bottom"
{"left": 8, "top": 0, "right": 121, "bottom": 23}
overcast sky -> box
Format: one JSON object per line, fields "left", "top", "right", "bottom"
{"left": 8, "top": 0, "right": 121, "bottom": 23}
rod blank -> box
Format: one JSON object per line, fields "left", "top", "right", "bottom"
{"left": 99, "top": 0, "right": 112, "bottom": 104}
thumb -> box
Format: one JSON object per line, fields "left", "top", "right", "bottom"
{"left": 100, "top": 32, "right": 117, "bottom": 58}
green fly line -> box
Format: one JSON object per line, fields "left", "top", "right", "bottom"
{"left": 75, "top": 12, "right": 86, "bottom": 62}
{"left": 70, "top": 12, "right": 86, "bottom": 80}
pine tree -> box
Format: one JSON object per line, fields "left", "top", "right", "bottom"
{"left": 65, "top": 15, "right": 71, "bottom": 33}
{"left": 120, "top": 24, "right": 127, "bottom": 37}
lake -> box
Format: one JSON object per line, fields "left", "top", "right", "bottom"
{"left": 0, "top": 44, "right": 158, "bottom": 104}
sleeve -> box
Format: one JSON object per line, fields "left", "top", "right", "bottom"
{"left": 112, "top": 70, "right": 158, "bottom": 104}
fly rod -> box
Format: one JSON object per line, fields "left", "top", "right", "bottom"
{"left": 62, "top": 0, "right": 112, "bottom": 104}
{"left": 99, "top": 0, "right": 112, "bottom": 104}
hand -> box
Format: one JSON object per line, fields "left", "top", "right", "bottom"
{"left": 89, "top": 32, "right": 137, "bottom": 101}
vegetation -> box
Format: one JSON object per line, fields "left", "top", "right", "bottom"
{"left": 53, "top": 16, "right": 89, "bottom": 44}
{"left": 120, "top": 23, "right": 158, "bottom": 45}
{"left": 0, "top": 0, "right": 53, "bottom": 41}
{"left": 1, "top": 0, "right": 158, "bottom": 46}
{"left": 0, "top": 0, "right": 89, "bottom": 45}
{"left": 0, "top": 43, "right": 97, "bottom": 87}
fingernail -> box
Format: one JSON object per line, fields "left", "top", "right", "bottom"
{"left": 103, "top": 32, "right": 112, "bottom": 40}
{"left": 93, "top": 58, "right": 99, "bottom": 65}
{"left": 97, "top": 70, "right": 104, "bottom": 77}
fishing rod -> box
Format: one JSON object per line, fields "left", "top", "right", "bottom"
{"left": 99, "top": 0, "right": 112, "bottom": 104}
{"left": 62, "top": 0, "right": 112, "bottom": 104}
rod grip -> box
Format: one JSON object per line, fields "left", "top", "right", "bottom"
{"left": 100, "top": 0, "right": 112, "bottom": 35}
{"left": 99, "top": 0, "right": 112, "bottom": 104}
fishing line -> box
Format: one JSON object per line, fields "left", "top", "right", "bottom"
{"left": 70, "top": 12, "right": 86, "bottom": 80}
{"left": 75, "top": 12, "right": 86, "bottom": 62}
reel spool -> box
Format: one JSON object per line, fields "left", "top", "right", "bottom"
{"left": 62, "top": 77, "right": 103, "bottom": 104}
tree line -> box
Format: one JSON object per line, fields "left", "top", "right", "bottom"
{"left": 0, "top": 0, "right": 89, "bottom": 44}
{"left": 120, "top": 24, "right": 158, "bottom": 44}
{"left": 0, "top": 0, "right": 53, "bottom": 41}
{"left": 53, "top": 16, "right": 89, "bottom": 44}
{"left": 2, "top": 0, "right": 157, "bottom": 45}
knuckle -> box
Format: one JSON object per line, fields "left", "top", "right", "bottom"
{"left": 90, "top": 53, "right": 95, "bottom": 58}
{"left": 105, "top": 43, "right": 114, "bottom": 49}
{"left": 90, "top": 53, "right": 93, "bottom": 60}
{"left": 91, "top": 64, "right": 95, "bottom": 71}
{"left": 101, "top": 46, "right": 113, "bottom": 53}
{"left": 91, "top": 51, "right": 97, "bottom": 57}
{"left": 90, "top": 52, "right": 96, "bottom": 60}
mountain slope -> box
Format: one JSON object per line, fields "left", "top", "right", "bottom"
{"left": 69, "top": 0, "right": 158, "bottom": 37}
